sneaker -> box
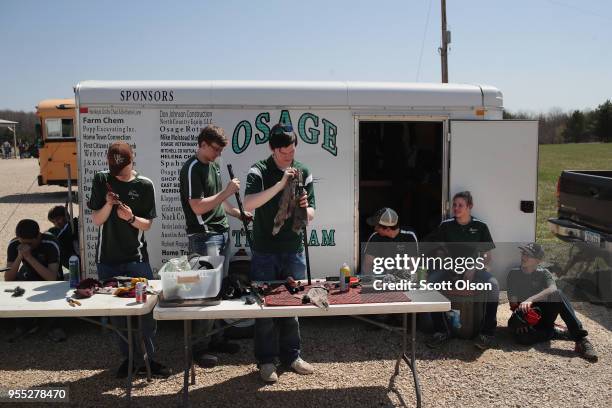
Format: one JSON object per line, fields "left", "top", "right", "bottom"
{"left": 575, "top": 338, "right": 598, "bottom": 362}
{"left": 116, "top": 359, "right": 134, "bottom": 379}
{"left": 474, "top": 334, "right": 495, "bottom": 350}
{"left": 208, "top": 340, "right": 240, "bottom": 354}
{"left": 259, "top": 363, "right": 278, "bottom": 383}
{"left": 552, "top": 325, "right": 571, "bottom": 341}
{"left": 47, "top": 328, "right": 67, "bottom": 343}
{"left": 426, "top": 332, "right": 451, "bottom": 349}
{"left": 148, "top": 360, "right": 171, "bottom": 378}
{"left": 290, "top": 357, "right": 314, "bottom": 375}
{"left": 194, "top": 352, "right": 218, "bottom": 368}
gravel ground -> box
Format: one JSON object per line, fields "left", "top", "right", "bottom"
{"left": 0, "top": 159, "right": 611, "bottom": 408}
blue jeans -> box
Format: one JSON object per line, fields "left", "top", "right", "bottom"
{"left": 429, "top": 268, "right": 500, "bottom": 336}
{"left": 188, "top": 231, "right": 228, "bottom": 257}
{"left": 509, "top": 289, "right": 588, "bottom": 344}
{"left": 250, "top": 251, "right": 306, "bottom": 365}
{"left": 97, "top": 262, "right": 156, "bottom": 360}
{"left": 187, "top": 231, "right": 230, "bottom": 346}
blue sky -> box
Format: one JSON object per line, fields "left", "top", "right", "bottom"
{"left": 1, "top": 0, "right": 610, "bottom": 113}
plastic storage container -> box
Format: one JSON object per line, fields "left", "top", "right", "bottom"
{"left": 161, "top": 255, "right": 224, "bottom": 300}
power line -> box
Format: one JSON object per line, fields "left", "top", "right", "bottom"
{"left": 543, "top": 0, "right": 612, "bottom": 21}
{"left": 416, "top": 0, "right": 433, "bottom": 82}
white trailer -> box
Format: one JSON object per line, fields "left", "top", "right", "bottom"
{"left": 75, "top": 80, "right": 538, "bottom": 283}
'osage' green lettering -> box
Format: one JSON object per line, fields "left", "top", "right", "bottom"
{"left": 322, "top": 119, "right": 338, "bottom": 156}
{"left": 255, "top": 112, "right": 270, "bottom": 144}
{"left": 298, "top": 113, "right": 319, "bottom": 144}
{"left": 232, "top": 121, "right": 252, "bottom": 154}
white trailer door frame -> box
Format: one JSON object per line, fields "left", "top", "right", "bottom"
{"left": 449, "top": 120, "right": 538, "bottom": 280}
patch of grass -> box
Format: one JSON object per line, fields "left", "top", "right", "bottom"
{"left": 537, "top": 143, "right": 612, "bottom": 242}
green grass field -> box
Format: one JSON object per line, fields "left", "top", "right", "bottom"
{"left": 537, "top": 143, "right": 612, "bottom": 242}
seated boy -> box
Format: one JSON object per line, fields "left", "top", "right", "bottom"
{"left": 5, "top": 219, "right": 66, "bottom": 342}
{"left": 47, "top": 205, "right": 79, "bottom": 269}
{"left": 507, "top": 243, "right": 597, "bottom": 362}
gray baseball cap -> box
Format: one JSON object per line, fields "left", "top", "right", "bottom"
{"left": 366, "top": 207, "right": 398, "bottom": 227}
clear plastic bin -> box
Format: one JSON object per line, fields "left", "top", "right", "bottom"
{"left": 161, "top": 255, "right": 224, "bottom": 300}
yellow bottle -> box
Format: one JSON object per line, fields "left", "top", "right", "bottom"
{"left": 339, "top": 263, "right": 351, "bottom": 291}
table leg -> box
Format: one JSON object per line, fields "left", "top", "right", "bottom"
{"left": 182, "top": 320, "right": 192, "bottom": 407}
{"left": 392, "top": 313, "right": 422, "bottom": 408}
{"left": 190, "top": 329, "right": 195, "bottom": 386}
{"left": 138, "top": 315, "right": 152, "bottom": 381}
{"left": 410, "top": 312, "right": 421, "bottom": 407}
{"left": 75, "top": 316, "right": 135, "bottom": 404}
{"left": 126, "top": 316, "right": 133, "bottom": 403}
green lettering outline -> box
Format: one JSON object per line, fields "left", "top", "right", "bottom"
{"left": 232, "top": 121, "right": 252, "bottom": 154}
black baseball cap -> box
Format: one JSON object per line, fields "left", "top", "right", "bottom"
{"left": 518, "top": 243, "right": 545, "bottom": 259}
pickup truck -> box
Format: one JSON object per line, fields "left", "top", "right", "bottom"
{"left": 548, "top": 170, "right": 612, "bottom": 306}
{"left": 548, "top": 170, "right": 612, "bottom": 250}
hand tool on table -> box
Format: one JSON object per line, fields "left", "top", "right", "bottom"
{"left": 66, "top": 297, "right": 81, "bottom": 307}
{"left": 4, "top": 286, "right": 25, "bottom": 297}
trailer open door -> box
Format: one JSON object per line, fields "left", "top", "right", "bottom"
{"left": 449, "top": 120, "right": 539, "bottom": 283}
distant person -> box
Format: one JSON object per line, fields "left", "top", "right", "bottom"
{"left": 179, "top": 125, "right": 247, "bottom": 367}
{"left": 424, "top": 191, "right": 499, "bottom": 350}
{"left": 2, "top": 141, "right": 10, "bottom": 159}
{"left": 47, "top": 205, "right": 79, "bottom": 270}
{"left": 507, "top": 243, "right": 597, "bottom": 362}
{"left": 88, "top": 141, "right": 169, "bottom": 378}
{"left": 5, "top": 219, "right": 66, "bottom": 342}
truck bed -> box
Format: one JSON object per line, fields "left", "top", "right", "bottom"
{"left": 549, "top": 170, "right": 612, "bottom": 248}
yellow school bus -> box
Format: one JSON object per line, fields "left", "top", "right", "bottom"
{"left": 35, "top": 98, "right": 78, "bottom": 186}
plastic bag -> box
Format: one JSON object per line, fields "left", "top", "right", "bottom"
{"left": 159, "top": 255, "right": 191, "bottom": 274}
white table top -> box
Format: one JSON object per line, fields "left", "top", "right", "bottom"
{"left": 154, "top": 290, "right": 450, "bottom": 320}
{"left": 0, "top": 280, "right": 161, "bottom": 318}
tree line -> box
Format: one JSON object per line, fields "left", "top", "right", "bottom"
{"left": 2, "top": 99, "right": 611, "bottom": 146}
{"left": 504, "top": 99, "right": 612, "bottom": 145}
{"left": 0, "top": 110, "right": 37, "bottom": 144}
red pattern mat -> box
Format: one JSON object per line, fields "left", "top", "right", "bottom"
{"left": 264, "top": 284, "right": 410, "bottom": 306}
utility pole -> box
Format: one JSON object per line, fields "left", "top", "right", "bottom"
{"left": 440, "top": 0, "right": 450, "bottom": 83}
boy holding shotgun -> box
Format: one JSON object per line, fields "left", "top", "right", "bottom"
{"left": 244, "top": 123, "right": 316, "bottom": 383}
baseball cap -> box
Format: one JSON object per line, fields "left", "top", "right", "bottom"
{"left": 270, "top": 123, "right": 295, "bottom": 137}
{"left": 107, "top": 142, "right": 133, "bottom": 176}
{"left": 518, "top": 243, "right": 545, "bottom": 259}
{"left": 366, "top": 207, "right": 398, "bottom": 227}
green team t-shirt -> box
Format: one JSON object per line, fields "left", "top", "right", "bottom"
{"left": 245, "top": 156, "right": 315, "bottom": 253}
{"left": 179, "top": 157, "right": 228, "bottom": 235}
{"left": 87, "top": 171, "right": 156, "bottom": 264}
{"left": 507, "top": 267, "right": 555, "bottom": 303}
{"left": 426, "top": 217, "right": 495, "bottom": 258}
